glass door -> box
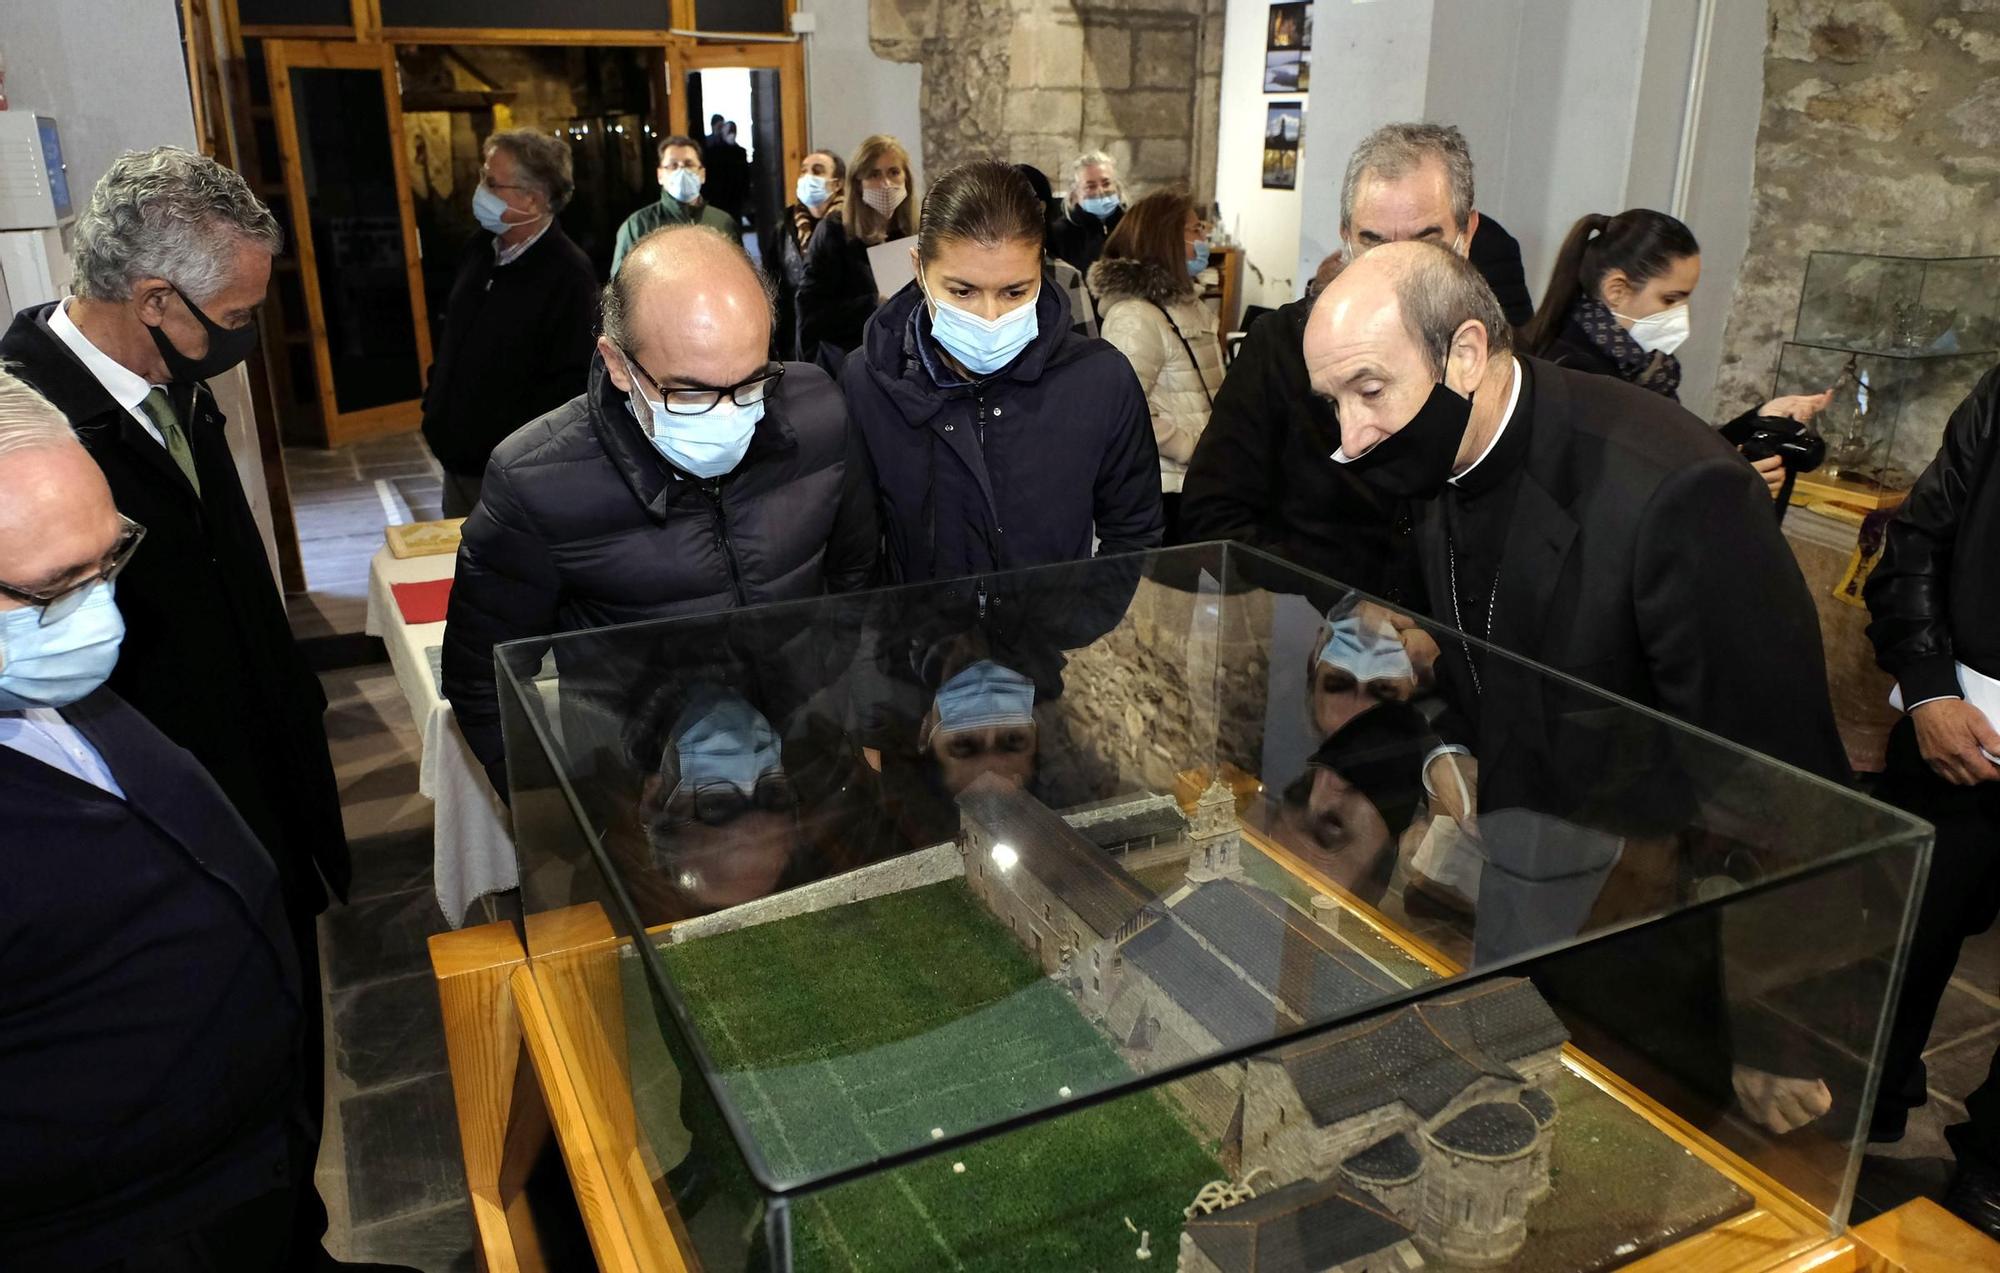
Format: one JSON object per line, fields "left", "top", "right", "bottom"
{"left": 265, "top": 39, "right": 432, "bottom": 445}
{"left": 668, "top": 40, "right": 806, "bottom": 277}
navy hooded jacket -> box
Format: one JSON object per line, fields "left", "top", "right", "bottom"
{"left": 842, "top": 277, "right": 1164, "bottom": 583}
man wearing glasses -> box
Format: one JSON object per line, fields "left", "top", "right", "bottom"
{"left": 0, "top": 145, "right": 376, "bottom": 1271}
{"left": 422, "top": 128, "right": 598, "bottom": 517}
{"left": 442, "top": 224, "right": 879, "bottom": 791}
{"left": 0, "top": 372, "right": 413, "bottom": 1272}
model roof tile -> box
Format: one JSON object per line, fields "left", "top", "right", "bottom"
{"left": 958, "top": 778, "right": 1151, "bottom": 939}
{"left": 1267, "top": 977, "right": 1568, "bottom": 1127}
{"left": 1429, "top": 1100, "right": 1541, "bottom": 1158}
{"left": 1168, "top": 878, "right": 1401, "bottom": 1024}
{"left": 1183, "top": 1175, "right": 1415, "bottom": 1273}
{"left": 1340, "top": 1131, "right": 1424, "bottom": 1183}
{"left": 1122, "top": 919, "right": 1294, "bottom": 1048}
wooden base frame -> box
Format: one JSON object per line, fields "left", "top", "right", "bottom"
{"left": 433, "top": 861, "right": 1999, "bottom": 1273}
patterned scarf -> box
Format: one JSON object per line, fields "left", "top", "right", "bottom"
{"left": 792, "top": 196, "right": 838, "bottom": 253}
{"left": 1570, "top": 296, "right": 1681, "bottom": 400}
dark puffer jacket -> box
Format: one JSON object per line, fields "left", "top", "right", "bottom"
{"left": 442, "top": 357, "right": 879, "bottom": 778}
{"left": 842, "top": 277, "right": 1164, "bottom": 583}
{"left": 1866, "top": 363, "right": 2000, "bottom": 700}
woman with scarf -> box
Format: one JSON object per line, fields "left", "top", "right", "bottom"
{"left": 775, "top": 148, "right": 844, "bottom": 361}
{"left": 797, "top": 134, "right": 918, "bottom": 371}
{"left": 1521, "top": 208, "right": 1832, "bottom": 496}
{"left": 840, "top": 158, "right": 1163, "bottom": 583}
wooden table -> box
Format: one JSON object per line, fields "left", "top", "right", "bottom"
{"left": 431, "top": 831, "right": 1999, "bottom": 1273}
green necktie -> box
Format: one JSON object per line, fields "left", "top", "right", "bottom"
{"left": 140, "top": 387, "right": 200, "bottom": 496}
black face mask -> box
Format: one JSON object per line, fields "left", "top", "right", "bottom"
{"left": 1332, "top": 380, "right": 1474, "bottom": 500}
{"left": 149, "top": 283, "right": 259, "bottom": 384}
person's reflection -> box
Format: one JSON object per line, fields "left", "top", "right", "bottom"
{"left": 1274, "top": 701, "right": 1435, "bottom": 905}
{"left": 1308, "top": 604, "right": 1422, "bottom": 738}
{"left": 634, "top": 686, "right": 803, "bottom": 921}
{"left": 922, "top": 657, "right": 1040, "bottom": 797}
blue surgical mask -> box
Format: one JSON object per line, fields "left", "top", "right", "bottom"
{"left": 663, "top": 167, "right": 703, "bottom": 204}
{"left": 472, "top": 184, "right": 518, "bottom": 236}
{"left": 928, "top": 659, "right": 1035, "bottom": 745}
{"left": 1317, "top": 615, "right": 1413, "bottom": 684}
{"left": 1080, "top": 193, "right": 1121, "bottom": 220}
{"left": 623, "top": 356, "right": 761, "bottom": 480}
{"left": 1187, "top": 240, "right": 1212, "bottom": 278}
{"left": 923, "top": 282, "right": 1041, "bottom": 377}
{"left": 796, "top": 174, "right": 833, "bottom": 209}
{"left": 0, "top": 582, "right": 126, "bottom": 711}
{"left": 667, "top": 687, "right": 784, "bottom": 799}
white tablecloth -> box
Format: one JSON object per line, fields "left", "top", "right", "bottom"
{"left": 364, "top": 544, "right": 516, "bottom": 926}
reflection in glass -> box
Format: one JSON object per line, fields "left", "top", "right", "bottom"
{"left": 498, "top": 545, "right": 1930, "bottom": 1271}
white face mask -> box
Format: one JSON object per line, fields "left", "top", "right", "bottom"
{"left": 862, "top": 183, "right": 907, "bottom": 217}
{"left": 1619, "top": 302, "right": 1691, "bottom": 356}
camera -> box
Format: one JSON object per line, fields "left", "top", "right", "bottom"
{"left": 1719, "top": 415, "right": 1827, "bottom": 522}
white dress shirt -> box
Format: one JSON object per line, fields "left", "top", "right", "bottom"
{"left": 494, "top": 218, "right": 554, "bottom": 268}
{"left": 1448, "top": 357, "right": 1526, "bottom": 488}
{"left": 0, "top": 707, "right": 125, "bottom": 797}
{"left": 46, "top": 298, "right": 168, "bottom": 448}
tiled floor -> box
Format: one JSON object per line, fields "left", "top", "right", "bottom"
{"left": 287, "top": 435, "right": 444, "bottom": 642}
{"left": 287, "top": 434, "right": 472, "bottom": 1270}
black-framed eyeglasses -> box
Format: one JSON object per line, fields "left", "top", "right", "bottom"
{"left": 0, "top": 516, "right": 148, "bottom": 626}
{"left": 661, "top": 772, "right": 799, "bottom": 827}
{"left": 624, "top": 350, "right": 785, "bottom": 417}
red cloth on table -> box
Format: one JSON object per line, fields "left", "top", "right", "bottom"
{"left": 390, "top": 578, "right": 454, "bottom": 625}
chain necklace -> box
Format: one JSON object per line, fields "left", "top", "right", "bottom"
{"left": 1446, "top": 535, "right": 1501, "bottom": 699}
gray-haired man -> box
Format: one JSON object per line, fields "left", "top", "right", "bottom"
{"left": 421, "top": 127, "right": 598, "bottom": 515}
{"left": 0, "top": 147, "right": 371, "bottom": 1269}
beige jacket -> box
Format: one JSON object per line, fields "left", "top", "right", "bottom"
{"left": 1089, "top": 258, "right": 1225, "bottom": 493}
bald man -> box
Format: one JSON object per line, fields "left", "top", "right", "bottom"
{"left": 1305, "top": 241, "right": 1844, "bottom": 783}
{"left": 442, "top": 226, "right": 878, "bottom": 789}
{"left": 1307, "top": 242, "right": 1857, "bottom": 1137}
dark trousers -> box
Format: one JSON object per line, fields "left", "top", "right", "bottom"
{"left": 1873, "top": 716, "right": 2000, "bottom": 1166}
{"left": 1161, "top": 491, "right": 1184, "bottom": 547}
{"left": 440, "top": 469, "right": 484, "bottom": 519}
{"left": 289, "top": 899, "right": 331, "bottom": 1265}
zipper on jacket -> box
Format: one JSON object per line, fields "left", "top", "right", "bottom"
{"left": 702, "top": 480, "right": 749, "bottom": 607}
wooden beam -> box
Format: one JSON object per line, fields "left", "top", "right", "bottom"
{"left": 430, "top": 921, "right": 533, "bottom": 1273}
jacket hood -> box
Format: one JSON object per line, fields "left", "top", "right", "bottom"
{"left": 1088, "top": 257, "right": 1195, "bottom": 307}
{"left": 859, "top": 274, "right": 1087, "bottom": 428}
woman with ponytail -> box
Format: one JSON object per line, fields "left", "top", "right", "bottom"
{"left": 798, "top": 135, "right": 919, "bottom": 370}
{"left": 1523, "top": 208, "right": 1831, "bottom": 494}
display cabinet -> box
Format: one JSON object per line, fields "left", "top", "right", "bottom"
{"left": 1774, "top": 250, "right": 2000, "bottom": 509}
{"left": 465, "top": 544, "right": 1934, "bottom": 1272}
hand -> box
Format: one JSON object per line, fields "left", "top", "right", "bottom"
{"left": 862, "top": 746, "right": 883, "bottom": 773}
{"left": 1425, "top": 751, "right": 1479, "bottom": 840}
{"left": 1731, "top": 1065, "right": 1833, "bottom": 1135}
{"left": 1748, "top": 452, "right": 1787, "bottom": 499}
{"left": 1911, "top": 698, "right": 2000, "bottom": 786}
{"left": 1758, "top": 390, "right": 1834, "bottom": 423}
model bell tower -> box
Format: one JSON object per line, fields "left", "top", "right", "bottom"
{"left": 1184, "top": 776, "right": 1244, "bottom": 883}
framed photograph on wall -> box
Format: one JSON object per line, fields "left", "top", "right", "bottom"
{"left": 1263, "top": 49, "right": 1303, "bottom": 93}
{"left": 1267, "top": 2, "right": 1309, "bottom": 50}
{"left": 1263, "top": 101, "right": 1303, "bottom": 190}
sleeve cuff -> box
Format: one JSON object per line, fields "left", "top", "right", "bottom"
{"left": 1898, "top": 657, "right": 1962, "bottom": 709}
{"left": 1422, "top": 744, "right": 1472, "bottom": 799}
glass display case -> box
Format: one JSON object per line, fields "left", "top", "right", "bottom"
{"left": 1775, "top": 251, "right": 2000, "bottom": 506}
{"left": 496, "top": 544, "right": 1930, "bottom": 1273}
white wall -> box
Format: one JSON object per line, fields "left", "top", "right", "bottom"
{"left": 1287, "top": 0, "right": 1765, "bottom": 417}
{"left": 798, "top": 0, "right": 927, "bottom": 186}
{"left": 1215, "top": 0, "right": 1320, "bottom": 308}
{"left": 1, "top": 0, "right": 281, "bottom": 569}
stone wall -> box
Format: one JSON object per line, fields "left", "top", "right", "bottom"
{"left": 868, "top": 0, "right": 1225, "bottom": 200}
{"left": 1715, "top": 0, "right": 2000, "bottom": 424}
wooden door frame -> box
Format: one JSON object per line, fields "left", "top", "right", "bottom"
{"left": 263, "top": 38, "right": 434, "bottom": 444}
{"left": 666, "top": 39, "right": 809, "bottom": 203}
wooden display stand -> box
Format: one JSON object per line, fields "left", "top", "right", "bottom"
{"left": 433, "top": 860, "right": 1999, "bottom": 1273}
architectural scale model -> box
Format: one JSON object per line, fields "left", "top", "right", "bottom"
{"left": 955, "top": 774, "right": 1570, "bottom": 1271}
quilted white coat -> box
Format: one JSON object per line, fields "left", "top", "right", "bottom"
{"left": 1089, "top": 257, "right": 1226, "bottom": 493}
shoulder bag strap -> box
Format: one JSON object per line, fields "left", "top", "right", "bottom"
{"left": 1147, "top": 298, "right": 1214, "bottom": 407}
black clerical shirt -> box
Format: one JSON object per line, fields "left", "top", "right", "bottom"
{"left": 1442, "top": 358, "right": 1531, "bottom": 690}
